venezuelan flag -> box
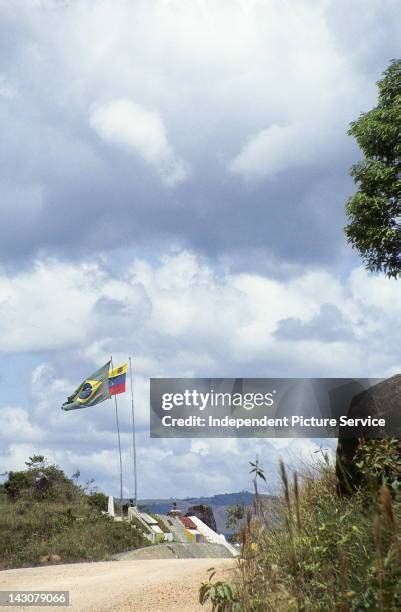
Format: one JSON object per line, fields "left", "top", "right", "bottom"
{"left": 109, "top": 362, "right": 128, "bottom": 396}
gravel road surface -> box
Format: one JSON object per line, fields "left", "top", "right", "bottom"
{"left": 0, "top": 558, "right": 234, "bottom": 611}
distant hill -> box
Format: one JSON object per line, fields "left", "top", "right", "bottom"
{"left": 136, "top": 491, "right": 276, "bottom": 535}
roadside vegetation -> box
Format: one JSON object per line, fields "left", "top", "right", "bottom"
{"left": 0, "top": 455, "right": 147, "bottom": 569}
{"left": 200, "top": 440, "right": 400, "bottom": 611}
{"left": 199, "top": 55, "right": 401, "bottom": 612}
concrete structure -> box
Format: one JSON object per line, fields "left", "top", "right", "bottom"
{"left": 123, "top": 505, "right": 238, "bottom": 556}
{"left": 128, "top": 507, "right": 169, "bottom": 544}
{"left": 107, "top": 496, "right": 115, "bottom": 517}
{"left": 188, "top": 515, "right": 238, "bottom": 557}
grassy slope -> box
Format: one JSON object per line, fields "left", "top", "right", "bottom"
{"left": 0, "top": 482, "right": 148, "bottom": 570}
{"left": 232, "top": 461, "right": 401, "bottom": 611}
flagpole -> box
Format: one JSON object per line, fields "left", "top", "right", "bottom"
{"left": 129, "top": 356, "right": 138, "bottom": 506}
{"left": 110, "top": 356, "right": 123, "bottom": 517}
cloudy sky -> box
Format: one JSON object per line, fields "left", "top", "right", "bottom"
{"left": 1, "top": 0, "right": 400, "bottom": 500}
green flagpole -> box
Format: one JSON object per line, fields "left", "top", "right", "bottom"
{"left": 110, "top": 356, "right": 123, "bottom": 517}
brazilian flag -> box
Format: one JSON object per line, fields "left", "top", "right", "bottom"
{"left": 62, "top": 361, "right": 111, "bottom": 411}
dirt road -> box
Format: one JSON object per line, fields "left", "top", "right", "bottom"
{"left": 0, "top": 558, "right": 234, "bottom": 611}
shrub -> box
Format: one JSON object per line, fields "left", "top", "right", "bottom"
{"left": 0, "top": 458, "right": 148, "bottom": 569}
{"left": 4, "top": 464, "right": 82, "bottom": 503}
{"left": 355, "top": 438, "right": 401, "bottom": 493}
{"left": 87, "top": 492, "right": 109, "bottom": 513}
{"left": 4, "top": 471, "right": 31, "bottom": 501}
{"left": 199, "top": 568, "right": 239, "bottom": 611}
{"left": 203, "top": 455, "right": 401, "bottom": 611}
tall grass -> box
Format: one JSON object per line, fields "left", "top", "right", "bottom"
{"left": 200, "top": 442, "right": 400, "bottom": 611}
{"left": 0, "top": 500, "right": 148, "bottom": 569}
{"left": 0, "top": 461, "right": 148, "bottom": 569}
{"left": 234, "top": 459, "right": 400, "bottom": 610}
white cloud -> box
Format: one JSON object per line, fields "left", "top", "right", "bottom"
{"left": 229, "top": 123, "right": 327, "bottom": 179}
{"left": 1, "top": 1, "right": 400, "bottom": 499}
{"left": 0, "top": 74, "right": 18, "bottom": 99}
{"left": 0, "top": 252, "right": 400, "bottom": 376}
{"left": 2, "top": 0, "right": 384, "bottom": 188}
{"left": 0, "top": 261, "right": 105, "bottom": 352}
{"left": 0, "top": 251, "right": 400, "bottom": 496}
{"left": 0, "top": 407, "right": 43, "bottom": 442}
{"left": 90, "top": 99, "right": 189, "bottom": 185}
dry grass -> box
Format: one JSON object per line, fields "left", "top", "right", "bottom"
{"left": 0, "top": 500, "right": 148, "bottom": 569}
{"left": 232, "top": 456, "right": 400, "bottom": 611}
{"left": 0, "top": 466, "right": 148, "bottom": 569}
